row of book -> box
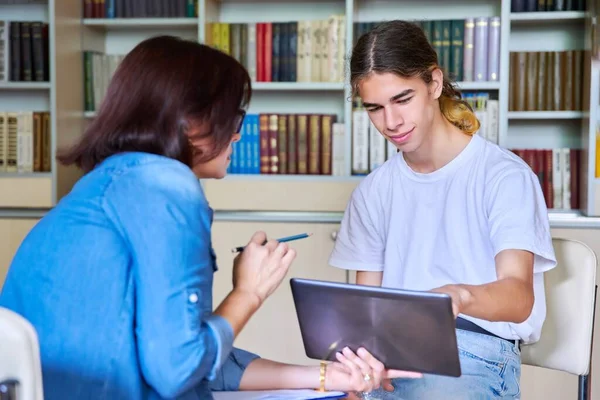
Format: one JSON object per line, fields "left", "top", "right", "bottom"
{"left": 206, "top": 16, "right": 346, "bottom": 84}
{"left": 0, "top": 111, "right": 51, "bottom": 173}
{"left": 82, "top": 0, "right": 198, "bottom": 19}
{"left": 0, "top": 21, "right": 50, "bottom": 82}
{"left": 83, "top": 52, "right": 123, "bottom": 112}
{"left": 228, "top": 113, "right": 342, "bottom": 176}
{"left": 509, "top": 50, "right": 583, "bottom": 112}
{"left": 463, "top": 92, "right": 499, "bottom": 145}
{"left": 228, "top": 91, "right": 500, "bottom": 177}
{"left": 511, "top": 148, "right": 581, "bottom": 211}
{"left": 355, "top": 18, "right": 501, "bottom": 83}
{"left": 511, "top": 0, "right": 587, "bottom": 12}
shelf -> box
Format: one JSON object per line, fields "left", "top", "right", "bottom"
{"left": 82, "top": 18, "right": 198, "bottom": 29}
{"left": 0, "top": 175, "right": 53, "bottom": 208}
{"left": 221, "top": 174, "right": 363, "bottom": 182}
{"left": 203, "top": 176, "right": 362, "bottom": 212}
{"left": 510, "top": 11, "right": 587, "bottom": 23}
{"left": 0, "top": 82, "right": 51, "bottom": 90}
{"left": 508, "top": 111, "right": 584, "bottom": 120}
{"left": 456, "top": 81, "right": 500, "bottom": 90}
{"left": 0, "top": 172, "right": 52, "bottom": 178}
{"left": 252, "top": 82, "right": 345, "bottom": 91}
{"left": 84, "top": 111, "right": 95, "bottom": 118}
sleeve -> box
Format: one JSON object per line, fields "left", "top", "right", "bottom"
{"left": 208, "top": 347, "right": 261, "bottom": 391}
{"left": 102, "top": 161, "right": 233, "bottom": 399}
{"left": 485, "top": 169, "right": 557, "bottom": 274}
{"left": 328, "top": 185, "right": 385, "bottom": 271}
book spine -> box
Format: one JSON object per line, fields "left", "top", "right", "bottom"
{"left": 473, "top": 17, "right": 488, "bottom": 81}
{"left": 463, "top": 19, "right": 474, "bottom": 81}
{"left": 487, "top": 17, "right": 500, "bottom": 81}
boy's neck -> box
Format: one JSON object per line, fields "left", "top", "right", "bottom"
{"left": 403, "top": 113, "right": 472, "bottom": 174}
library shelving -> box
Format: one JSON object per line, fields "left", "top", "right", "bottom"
{"left": 0, "top": 0, "right": 83, "bottom": 210}
{"left": 2, "top": 0, "right": 599, "bottom": 218}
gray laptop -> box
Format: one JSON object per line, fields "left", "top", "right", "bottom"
{"left": 290, "top": 278, "right": 461, "bottom": 377}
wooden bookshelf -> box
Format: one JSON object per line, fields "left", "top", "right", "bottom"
{"left": 1, "top": 0, "right": 597, "bottom": 218}
{"left": 0, "top": 0, "right": 84, "bottom": 210}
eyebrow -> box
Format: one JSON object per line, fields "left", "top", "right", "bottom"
{"left": 362, "top": 89, "right": 415, "bottom": 108}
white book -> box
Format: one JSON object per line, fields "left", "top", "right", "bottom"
{"left": 561, "top": 148, "right": 571, "bottom": 210}
{"left": 331, "top": 122, "right": 345, "bottom": 176}
{"left": 351, "top": 108, "right": 369, "bottom": 174}
{"left": 474, "top": 109, "right": 487, "bottom": 140}
{"left": 552, "top": 148, "right": 563, "bottom": 209}
{"left": 337, "top": 15, "right": 346, "bottom": 82}
{"left": 17, "top": 111, "right": 33, "bottom": 173}
{"left": 369, "top": 120, "right": 386, "bottom": 171}
{"left": 485, "top": 100, "right": 499, "bottom": 144}
{"left": 296, "top": 21, "right": 305, "bottom": 82}
{"left": 327, "top": 15, "right": 339, "bottom": 83}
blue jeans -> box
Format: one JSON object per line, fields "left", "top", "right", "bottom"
{"left": 368, "top": 329, "right": 522, "bottom": 399}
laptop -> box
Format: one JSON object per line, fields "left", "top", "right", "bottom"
{"left": 290, "top": 278, "right": 461, "bottom": 377}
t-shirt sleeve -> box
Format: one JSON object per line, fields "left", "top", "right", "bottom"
{"left": 328, "top": 185, "right": 385, "bottom": 271}
{"left": 486, "top": 168, "right": 557, "bottom": 274}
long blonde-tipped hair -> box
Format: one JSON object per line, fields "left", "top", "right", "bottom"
{"left": 349, "top": 20, "right": 480, "bottom": 135}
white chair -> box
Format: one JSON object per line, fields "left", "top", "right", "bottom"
{"left": 521, "top": 237, "right": 598, "bottom": 400}
{"left": 0, "top": 307, "right": 44, "bottom": 400}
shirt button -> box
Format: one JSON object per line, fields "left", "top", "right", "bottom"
{"left": 188, "top": 293, "right": 199, "bottom": 303}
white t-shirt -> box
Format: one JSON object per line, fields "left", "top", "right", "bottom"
{"left": 329, "top": 134, "right": 557, "bottom": 344}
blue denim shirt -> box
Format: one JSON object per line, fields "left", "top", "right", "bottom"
{"left": 0, "top": 152, "right": 259, "bottom": 399}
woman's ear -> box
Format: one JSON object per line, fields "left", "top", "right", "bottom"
{"left": 430, "top": 68, "right": 444, "bottom": 99}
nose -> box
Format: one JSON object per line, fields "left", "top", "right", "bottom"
{"left": 231, "top": 133, "right": 241, "bottom": 143}
{"left": 384, "top": 107, "right": 404, "bottom": 132}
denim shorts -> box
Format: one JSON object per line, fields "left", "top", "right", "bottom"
{"left": 367, "top": 329, "right": 522, "bottom": 400}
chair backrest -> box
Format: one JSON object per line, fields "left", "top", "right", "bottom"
{"left": 521, "top": 237, "right": 597, "bottom": 376}
{"left": 0, "top": 307, "right": 44, "bottom": 400}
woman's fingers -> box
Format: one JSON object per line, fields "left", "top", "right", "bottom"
{"left": 341, "top": 347, "right": 375, "bottom": 392}
{"left": 335, "top": 351, "right": 367, "bottom": 391}
{"left": 356, "top": 347, "right": 385, "bottom": 388}
{"left": 248, "top": 231, "right": 267, "bottom": 245}
{"left": 384, "top": 369, "right": 423, "bottom": 379}
{"left": 263, "top": 238, "right": 279, "bottom": 252}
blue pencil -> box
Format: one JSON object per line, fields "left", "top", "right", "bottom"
{"left": 231, "top": 233, "right": 312, "bottom": 253}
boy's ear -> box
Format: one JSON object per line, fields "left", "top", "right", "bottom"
{"left": 430, "top": 68, "right": 444, "bottom": 99}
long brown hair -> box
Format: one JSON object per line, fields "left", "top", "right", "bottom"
{"left": 350, "top": 20, "right": 480, "bottom": 135}
{"left": 58, "top": 35, "right": 252, "bottom": 172}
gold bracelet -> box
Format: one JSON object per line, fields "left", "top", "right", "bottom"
{"left": 318, "top": 361, "right": 327, "bottom": 392}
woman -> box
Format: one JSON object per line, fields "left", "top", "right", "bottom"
{"left": 0, "top": 36, "right": 420, "bottom": 399}
{"left": 329, "top": 20, "right": 557, "bottom": 399}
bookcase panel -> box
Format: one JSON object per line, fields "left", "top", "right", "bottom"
{"left": 0, "top": 91, "right": 50, "bottom": 111}
{"left": 354, "top": 0, "right": 501, "bottom": 21}
{"left": 0, "top": 176, "right": 52, "bottom": 208}
{"left": 248, "top": 91, "right": 346, "bottom": 121}
{"left": 506, "top": 120, "right": 583, "bottom": 149}
{"left": 203, "top": 178, "right": 359, "bottom": 211}
{"left": 0, "top": 3, "right": 49, "bottom": 23}
{"left": 103, "top": 28, "right": 199, "bottom": 54}
{"left": 214, "top": 0, "right": 346, "bottom": 23}
{"left": 509, "top": 24, "right": 585, "bottom": 52}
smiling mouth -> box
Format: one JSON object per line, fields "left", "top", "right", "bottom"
{"left": 388, "top": 127, "right": 415, "bottom": 142}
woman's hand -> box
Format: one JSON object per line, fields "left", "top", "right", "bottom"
{"left": 325, "top": 347, "right": 422, "bottom": 393}
{"left": 232, "top": 231, "right": 297, "bottom": 307}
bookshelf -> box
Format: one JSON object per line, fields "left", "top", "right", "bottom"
{"left": 0, "top": 0, "right": 83, "bottom": 211}
{"left": 1, "top": 0, "right": 597, "bottom": 218}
